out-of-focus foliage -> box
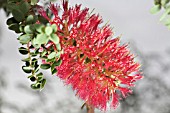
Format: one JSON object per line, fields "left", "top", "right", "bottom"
{"left": 151, "top": 0, "right": 170, "bottom": 29}
{"left": 0, "top": 0, "right": 10, "bottom": 16}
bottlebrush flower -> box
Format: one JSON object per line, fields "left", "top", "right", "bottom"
{"left": 39, "top": 0, "right": 143, "bottom": 111}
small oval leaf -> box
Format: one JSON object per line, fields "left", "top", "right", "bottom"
{"left": 40, "top": 64, "right": 50, "bottom": 70}
{"left": 50, "top": 34, "right": 60, "bottom": 44}
{"left": 18, "top": 34, "right": 31, "bottom": 44}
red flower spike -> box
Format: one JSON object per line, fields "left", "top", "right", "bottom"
{"left": 39, "top": 1, "right": 143, "bottom": 111}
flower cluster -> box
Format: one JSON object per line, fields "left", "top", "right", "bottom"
{"left": 39, "top": 0, "right": 143, "bottom": 111}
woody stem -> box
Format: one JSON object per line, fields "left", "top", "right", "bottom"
{"left": 86, "top": 103, "right": 95, "bottom": 113}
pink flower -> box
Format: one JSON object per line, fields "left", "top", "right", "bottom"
{"left": 39, "top": 0, "right": 143, "bottom": 111}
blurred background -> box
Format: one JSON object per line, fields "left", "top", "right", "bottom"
{"left": 0, "top": 0, "right": 170, "bottom": 113}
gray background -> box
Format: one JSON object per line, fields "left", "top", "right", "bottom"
{"left": 0, "top": 0, "right": 170, "bottom": 113}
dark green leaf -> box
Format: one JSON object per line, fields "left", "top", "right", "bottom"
{"left": 7, "top": 3, "right": 18, "bottom": 11}
{"left": 40, "top": 64, "right": 50, "bottom": 70}
{"left": 37, "top": 76, "right": 43, "bottom": 81}
{"left": 154, "top": 0, "right": 161, "bottom": 5}
{"left": 30, "top": 76, "right": 36, "bottom": 82}
{"left": 31, "top": 58, "right": 38, "bottom": 66}
{"left": 36, "top": 72, "right": 43, "bottom": 77}
{"left": 41, "top": 79, "right": 46, "bottom": 89}
{"left": 25, "top": 61, "right": 30, "bottom": 66}
{"left": 31, "top": 84, "right": 39, "bottom": 89}
{"left": 12, "top": 8, "right": 25, "bottom": 22}
{"left": 55, "top": 59, "right": 62, "bottom": 66}
{"left": 8, "top": 23, "right": 20, "bottom": 33}
{"left": 22, "top": 66, "right": 32, "bottom": 73}
{"left": 18, "top": 47, "right": 28, "bottom": 55}
{"left": 52, "top": 68, "right": 57, "bottom": 75}
{"left": 6, "top": 17, "right": 18, "bottom": 25}
{"left": 19, "top": 1, "right": 30, "bottom": 15}
{"left": 38, "top": 16, "right": 48, "bottom": 24}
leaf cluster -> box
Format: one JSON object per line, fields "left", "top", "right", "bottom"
{"left": 6, "top": 0, "right": 62, "bottom": 90}
{"left": 150, "top": 0, "right": 170, "bottom": 29}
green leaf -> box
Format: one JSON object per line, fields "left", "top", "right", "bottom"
{"left": 32, "top": 15, "right": 38, "bottom": 24}
{"left": 164, "top": 18, "right": 170, "bottom": 25}
{"left": 36, "top": 73, "right": 43, "bottom": 81}
{"left": 31, "top": 83, "right": 41, "bottom": 89}
{"left": 22, "top": 57, "right": 30, "bottom": 62}
{"left": 24, "top": 25, "right": 34, "bottom": 34}
{"left": 31, "top": 0, "right": 38, "bottom": 5}
{"left": 55, "top": 59, "right": 62, "bottom": 66}
{"left": 45, "top": 26, "right": 53, "bottom": 36}
{"left": 51, "top": 61, "right": 60, "bottom": 74}
{"left": 50, "top": 34, "right": 60, "bottom": 44}
{"left": 34, "top": 24, "right": 44, "bottom": 33}
{"left": 154, "top": 0, "right": 161, "bottom": 5}
{"left": 56, "top": 43, "right": 61, "bottom": 51}
{"left": 31, "top": 84, "right": 39, "bottom": 89}
{"left": 19, "top": 25, "right": 25, "bottom": 32}
{"left": 37, "top": 76, "right": 43, "bottom": 81}
{"left": 8, "top": 23, "right": 20, "bottom": 33}
{"left": 38, "top": 16, "right": 48, "bottom": 24}
{"left": 25, "top": 61, "right": 30, "bottom": 66}
{"left": 7, "top": 0, "right": 22, "bottom": 3}
{"left": 41, "top": 50, "right": 47, "bottom": 57}
{"left": 160, "top": 7, "right": 170, "bottom": 21}
{"left": 52, "top": 68, "right": 57, "bottom": 75}
{"left": 30, "top": 76, "right": 36, "bottom": 82}
{"left": 26, "top": 15, "right": 34, "bottom": 24}
{"left": 6, "top": 17, "right": 18, "bottom": 25}
{"left": 36, "top": 72, "right": 43, "bottom": 77}
{"left": 41, "top": 79, "right": 46, "bottom": 89}
{"left": 35, "top": 33, "right": 48, "bottom": 45}
{"left": 161, "top": 0, "right": 170, "bottom": 6}
{"left": 7, "top": 3, "right": 18, "bottom": 11}
{"left": 32, "top": 38, "right": 40, "bottom": 48}
{"left": 51, "top": 24, "right": 57, "bottom": 32}
{"left": 19, "top": 1, "right": 30, "bottom": 15}
{"left": 18, "top": 47, "right": 28, "bottom": 55}
{"left": 22, "top": 66, "right": 32, "bottom": 73}
{"left": 12, "top": 8, "right": 25, "bottom": 22}
{"left": 18, "top": 34, "right": 31, "bottom": 44}
{"left": 46, "top": 57, "right": 55, "bottom": 62}
{"left": 150, "top": 5, "right": 161, "bottom": 14}
{"left": 48, "top": 52, "right": 56, "bottom": 59}
{"left": 56, "top": 51, "right": 61, "bottom": 58}
{"left": 31, "top": 58, "right": 37, "bottom": 65}
{"left": 167, "top": 24, "right": 170, "bottom": 29}
{"left": 40, "top": 64, "right": 50, "bottom": 70}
